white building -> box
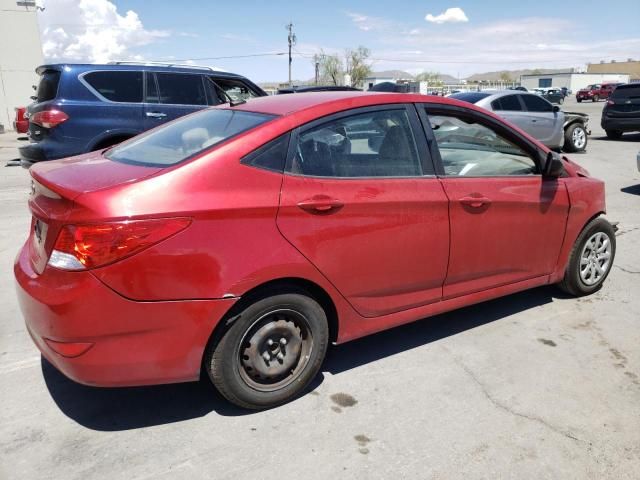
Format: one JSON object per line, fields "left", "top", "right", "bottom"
{"left": 0, "top": 0, "right": 44, "bottom": 132}
{"left": 520, "top": 72, "right": 630, "bottom": 92}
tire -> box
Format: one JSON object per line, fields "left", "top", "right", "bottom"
{"left": 605, "top": 129, "right": 623, "bottom": 140}
{"left": 592, "top": 95, "right": 599, "bottom": 102}
{"left": 563, "top": 123, "right": 588, "bottom": 152}
{"left": 206, "top": 292, "right": 329, "bottom": 409}
{"left": 559, "top": 97, "right": 564, "bottom": 104}
{"left": 557, "top": 217, "right": 616, "bottom": 297}
{"left": 577, "top": 98, "right": 582, "bottom": 103}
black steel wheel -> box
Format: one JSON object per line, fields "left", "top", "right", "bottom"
{"left": 206, "top": 292, "right": 329, "bottom": 409}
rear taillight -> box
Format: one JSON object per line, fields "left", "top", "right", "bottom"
{"left": 48, "top": 218, "right": 191, "bottom": 271}
{"left": 30, "top": 109, "right": 69, "bottom": 129}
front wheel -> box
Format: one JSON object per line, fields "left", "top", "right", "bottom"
{"left": 558, "top": 217, "right": 616, "bottom": 296}
{"left": 592, "top": 95, "right": 599, "bottom": 102}
{"left": 206, "top": 292, "right": 329, "bottom": 409}
{"left": 577, "top": 98, "right": 582, "bottom": 103}
{"left": 563, "top": 123, "right": 587, "bottom": 152}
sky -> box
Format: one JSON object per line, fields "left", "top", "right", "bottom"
{"left": 36, "top": 0, "right": 640, "bottom": 83}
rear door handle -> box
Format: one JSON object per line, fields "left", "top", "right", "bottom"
{"left": 297, "top": 196, "right": 344, "bottom": 214}
{"left": 459, "top": 196, "right": 491, "bottom": 208}
{"left": 146, "top": 112, "right": 167, "bottom": 118}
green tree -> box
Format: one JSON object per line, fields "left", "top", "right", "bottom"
{"left": 345, "top": 46, "right": 372, "bottom": 88}
{"left": 313, "top": 51, "right": 343, "bottom": 86}
{"left": 415, "top": 71, "right": 444, "bottom": 87}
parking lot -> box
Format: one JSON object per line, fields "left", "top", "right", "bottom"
{"left": 0, "top": 97, "right": 639, "bottom": 479}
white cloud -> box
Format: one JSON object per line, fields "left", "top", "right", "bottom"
{"left": 346, "top": 12, "right": 393, "bottom": 32}
{"left": 425, "top": 7, "right": 469, "bottom": 24}
{"left": 38, "top": 0, "right": 169, "bottom": 63}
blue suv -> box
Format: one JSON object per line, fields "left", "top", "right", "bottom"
{"left": 20, "top": 63, "right": 266, "bottom": 167}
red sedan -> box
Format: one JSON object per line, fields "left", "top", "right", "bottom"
{"left": 15, "top": 92, "right": 615, "bottom": 409}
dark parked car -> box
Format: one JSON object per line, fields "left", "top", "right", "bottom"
{"left": 19, "top": 63, "right": 266, "bottom": 167}
{"left": 16, "top": 91, "right": 614, "bottom": 409}
{"left": 601, "top": 83, "right": 640, "bottom": 139}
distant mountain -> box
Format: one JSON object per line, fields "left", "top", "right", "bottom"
{"left": 466, "top": 68, "right": 575, "bottom": 82}
{"left": 368, "top": 70, "right": 415, "bottom": 79}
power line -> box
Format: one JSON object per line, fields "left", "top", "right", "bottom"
{"left": 158, "top": 52, "right": 287, "bottom": 62}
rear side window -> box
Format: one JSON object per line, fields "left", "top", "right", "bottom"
{"left": 156, "top": 73, "right": 207, "bottom": 105}
{"left": 288, "top": 109, "right": 423, "bottom": 177}
{"left": 106, "top": 109, "right": 274, "bottom": 166}
{"left": 611, "top": 85, "right": 640, "bottom": 100}
{"left": 491, "top": 95, "right": 523, "bottom": 111}
{"left": 83, "top": 71, "right": 143, "bottom": 102}
{"left": 521, "top": 94, "right": 552, "bottom": 112}
{"left": 241, "top": 134, "right": 290, "bottom": 172}
{"left": 36, "top": 70, "right": 61, "bottom": 102}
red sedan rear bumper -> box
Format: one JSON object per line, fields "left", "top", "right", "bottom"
{"left": 14, "top": 243, "right": 236, "bottom": 387}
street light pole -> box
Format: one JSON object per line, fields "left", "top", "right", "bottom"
{"left": 286, "top": 22, "right": 296, "bottom": 86}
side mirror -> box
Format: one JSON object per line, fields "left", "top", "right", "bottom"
{"left": 552, "top": 105, "right": 560, "bottom": 113}
{"left": 543, "top": 151, "right": 564, "bottom": 178}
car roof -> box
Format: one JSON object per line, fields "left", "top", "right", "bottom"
{"left": 231, "top": 91, "right": 468, "bottom": 117}
{"left": 35, "top": 63, "right": 247, "bottom": 79}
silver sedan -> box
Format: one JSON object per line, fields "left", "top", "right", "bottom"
{"left": 449, "top": 91, "right": 581, "bottom": 151}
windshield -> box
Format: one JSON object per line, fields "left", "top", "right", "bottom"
{"left": 106, "top": 108, "right": 275, "bottom": 167}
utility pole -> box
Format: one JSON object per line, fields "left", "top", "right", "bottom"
{"left": 286, "top": 22, "right": 296, "bottom": 86}
{"left": 315, "top": 59, "right": 320, "bottom": 85}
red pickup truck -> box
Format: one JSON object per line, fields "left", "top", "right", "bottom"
{"left": 576, "top": 83, "right": 622, "bottom": 102}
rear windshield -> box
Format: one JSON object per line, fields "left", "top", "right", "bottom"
{"left": 36, "top": 70, "right": 61, "bottom": 102}
{"left": 449, "top": 92, "right": 491, "bottom": 104}
{"left": 611, "top": 85, "right": 640, "bottom": 100}
{"left": 106, "top": 108, "right": 274, "bottom": 167}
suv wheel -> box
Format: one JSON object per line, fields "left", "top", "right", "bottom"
{"left": 592, "top": 95, "right": 599, "bottom": 102}
{"left": 558, "top": 217, "right": 615, "bottom": 296}
{"left": 206, "top": 292, "right": 329, "bottom": 409}
{"left": 605, "top": 129, "right": 623, "bottom": 140}
{"left": 563, "top": 123, "right": 587, "bottom": 152}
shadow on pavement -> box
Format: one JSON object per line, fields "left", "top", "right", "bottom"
{"left": 621, "top": 184, "right": 640, "bottom": 196}
{"left": 43, "top": 286, "right": 558, "bottom": 431}
{"left": 592, "top": 133, "right": 640, "bottom": 142}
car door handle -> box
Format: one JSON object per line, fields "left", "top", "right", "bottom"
{"left": 146, "top": 112, "right": 167, "bottom": 118}
{"left": 459, "top": 196, "right": 491, "bottom": 208}
{"left": 531, "top": 119, "right": 538, "bottom": 122}
{"left": 297, "top": 196, "right": 344, "bottom": 214}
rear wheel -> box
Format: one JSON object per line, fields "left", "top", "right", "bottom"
{"left": 206, "top": 292, "right": 329, "bottom": 409}
{"left": 605, "top": 129, "right": 623, "bottom": 140}
{"left": 558, "top": 217, "right": 615, "bottom": 296}
{"left": 563, "top": 123, "right": 587, "bottom": 152}
{"left": 592, "top": 95, "right": 599, "bottom": 102}
{"left": 577, "top": 98, "right": 582, "bottom": 103}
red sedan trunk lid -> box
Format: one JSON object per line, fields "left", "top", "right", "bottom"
{"left": 30, "top": 150, "right": 161, "bottom": 200}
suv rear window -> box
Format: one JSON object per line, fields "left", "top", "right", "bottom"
{"left": 106, "top": 108, "right": 274, "bottom": 166}
{"left": 36, "top": 70, "right": 61, "bottom": 102}
{"left": 84, "top": 71, "right": 143, "bottom": 102}
{"left": 611, "top": 85, "right": 640, "bottom": 99}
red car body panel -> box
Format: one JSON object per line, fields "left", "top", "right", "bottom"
{"left": 15, "top": 92, "right": 607, "bottom": 387}
{"left": 14, "top": 106, "right": 28, "bottom": 133}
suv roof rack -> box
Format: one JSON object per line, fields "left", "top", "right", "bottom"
{"left": 107, "top": 61, "right": 221, "bottom": 72}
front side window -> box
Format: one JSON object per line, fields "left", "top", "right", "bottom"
{"left": 156, "top": 73, "right": 207, "bottom": 105}
{"left": 521, "top": 94, "right": 553, "bottom": 113}
{"left": 428, "top": 113, "right": 538, "bottom": 177}
{"left": 84, "top": 71, "right": 143, "bottom": 103}
{"left": 106, "top": 109, "right": 274, "bottom": 167}
{"left": 208, "top": 77, "right": 261, "bottom": 104}
{"left": 288, "top": 109, "right": 423, "bottom": 177}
